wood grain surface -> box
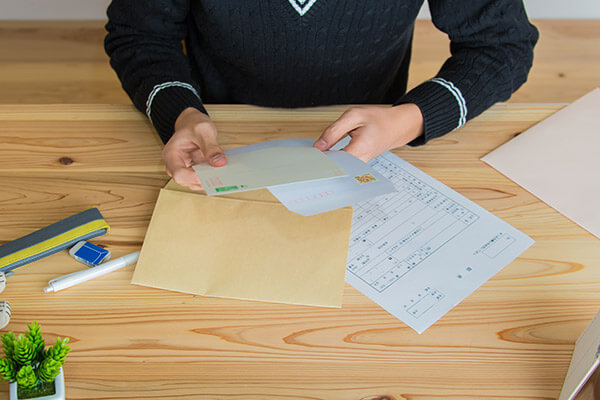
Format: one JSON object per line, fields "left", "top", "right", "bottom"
{"left": 0, "top": 104, "right": 599, "bottom": 400}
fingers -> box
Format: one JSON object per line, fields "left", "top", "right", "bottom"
{"left": 174, "top": 107, "right": 227, "bottom": 167}
{"left": 171, "top": 168, "right": 204, "bottom": 191}
{"left": 163, "top": 147, "right": 204, "bottom": 189}
{"left": 163, "top": 109, "right": 228, "bottom": 190}
{"left": 200, "top": 138, "right": 227, "bottom": 167}
{"left": 189, "top": 148, "right": 207, "bottom": 165}
{"left": 315, "top": 107, "right": 364, "bottom": 151}
{"left": 172, "top": 133, "right": 224, "bottom": 190}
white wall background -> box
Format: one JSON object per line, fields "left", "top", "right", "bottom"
{"left": 0, "top": 0, "right": 599, "bottom": 20}
{"left": 0, "top": 0, "right": 111, "bottom": 19}
{"left": 416, "top": 0, "right": 600, "bottom": 19}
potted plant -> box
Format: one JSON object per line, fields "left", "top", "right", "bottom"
{"left": 0, "top": 321, "right": 70, "bottom": 400}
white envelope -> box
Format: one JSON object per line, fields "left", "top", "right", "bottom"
{"left": 268, "top": 151, "right": 397, "bottom": 216}
{"left": 193, "top": 145, "right": 346, "bottom": 195}
{"left": 482, "top": 88, "right": 600, "bottom": 238}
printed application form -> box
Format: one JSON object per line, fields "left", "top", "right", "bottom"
{"left": 345, "top": 151, "right": 534, "bottom": 333}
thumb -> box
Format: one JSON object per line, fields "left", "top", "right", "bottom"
{"left": 197, "top": 133, "right": 227, "bottom": 167}
{"left": 315, "top": 108, "right": 363, "bottom": 151}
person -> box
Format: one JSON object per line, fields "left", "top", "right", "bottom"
{"left": 105, "top": 0, "right": 538, "bottom": 190}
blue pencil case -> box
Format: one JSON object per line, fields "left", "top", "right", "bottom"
{"left": 0, "top": 208, "right": 110, "bottom": 274}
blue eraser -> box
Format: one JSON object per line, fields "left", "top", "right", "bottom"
{"left": 69, "top": 241, "right": 110, "bottom": 267}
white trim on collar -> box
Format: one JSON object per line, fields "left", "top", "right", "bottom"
{"left": 288, "top": 0, "right": 318, "bottom": 16}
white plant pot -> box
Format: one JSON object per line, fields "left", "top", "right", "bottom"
{"left": 9, "top": 367, "right": 65, "bottom": 400}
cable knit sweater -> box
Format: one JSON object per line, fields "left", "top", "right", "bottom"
{"left": 104, "top": 0, "right": 538, "bottom": 145}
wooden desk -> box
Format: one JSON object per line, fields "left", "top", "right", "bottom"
{"left": 0, "top": 104, "right": 598, "bottom": 400}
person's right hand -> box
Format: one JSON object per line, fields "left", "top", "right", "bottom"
{"left": 162, "top": 107, "right": 227, "bottom": 190}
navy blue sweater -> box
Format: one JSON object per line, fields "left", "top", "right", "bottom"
{"left": 105, "top": 0, "right": 538, "bottom": 145}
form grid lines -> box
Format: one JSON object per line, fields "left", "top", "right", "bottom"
{"left": 348, "top": 157, "right": 480, "bottom": 293}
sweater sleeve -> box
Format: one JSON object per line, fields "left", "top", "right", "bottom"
{"left": 104, "top": 0, "right": 207, "bottom": 143}
{"left": 396, "top": 0, "right": 539, "bottom": 146}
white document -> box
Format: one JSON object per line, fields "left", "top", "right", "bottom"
{"left": 482, "top": 88, "right": 600, "bottom": 239}
{"left": 225, "top": 138, "right": 316, "bottom": 155}
{"left": 221, "top": 138, "right": 396, "bottom": 215}
{"left": 268, "top": 151, "right": 397, "bottom": 216}
{"left": 345, "top": 151, "right": 534, "bottom": 334}
{"left": 559, "top": 309, "right": 600, "bottom": 400}
{"left": 193, "top": 146, "right": 346, "bottom": 195}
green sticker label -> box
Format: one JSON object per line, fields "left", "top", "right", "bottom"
{"left": 215, "top": 185, "right": 239, "bottom": 192}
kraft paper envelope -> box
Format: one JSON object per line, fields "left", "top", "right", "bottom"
{"left": 482, "top": 88, "right": 600, "bottom": 238}
{"left": 131, "top": 182, "right": 353, "bottom": 307}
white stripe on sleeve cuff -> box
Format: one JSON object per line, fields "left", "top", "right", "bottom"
{"left": 430, "top": 77, "right": 467, "bottom": 129}
{"left": 145, "top": 81, "right": 201, "bottom": 124}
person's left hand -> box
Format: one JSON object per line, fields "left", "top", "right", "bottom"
{"left": 313, "top": 104, "right": 424, "bottom": 161}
